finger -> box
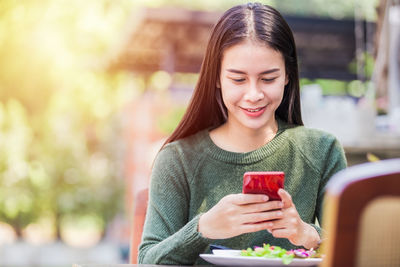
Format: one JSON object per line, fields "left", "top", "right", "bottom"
{"left": 267, "top": 207, "right": 300, "bottom": 229}
{"left": 240, "top": 221, "right": 275, "bottom": 234}
{"left": 241, "top": 210, "right": 283, "bottom": 224}
{"left": 266, "top": 218, "right": 287, "bottom": 230}
{"left": 232, "top": 193, "right": 269, "bottom": 205}
{"left": 278, "top": 189, "right": 293, "bottom": 208}
{"left": 242, "top": 200, "right": 283, "bottom": 213}
{"left": 270, "top": 228, "right": 293, "bottom": 239}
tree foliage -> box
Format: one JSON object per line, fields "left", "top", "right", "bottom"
{"left": 0, "top": 0, "right": 135, "bottom": 238}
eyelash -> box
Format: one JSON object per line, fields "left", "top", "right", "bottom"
{"left": 230, "top": 78, "right": 276, "bottom": 83}
{"left": 262, "top": 78, "right": 276, "bottom": 82}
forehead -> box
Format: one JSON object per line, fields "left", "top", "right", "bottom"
{"left": 221, "top": 40, "right": 285, "bottom": 72}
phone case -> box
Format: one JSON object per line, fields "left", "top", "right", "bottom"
{"left": 243, "top": 171, "right": 285, "bottom": 200}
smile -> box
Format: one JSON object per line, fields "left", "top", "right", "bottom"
{"left": 245, "top": 107, "right": 264, "bottom": 112}
{"left": 240, "top": 106, "right": 267, "bottom": 117}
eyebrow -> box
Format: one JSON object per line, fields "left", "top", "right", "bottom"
{"left": 226, "top": 68, "right": 280, "bottom": 75}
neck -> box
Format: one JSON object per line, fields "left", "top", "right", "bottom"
{"left": 211, "top": 119, "right": 278, "bottom": 153}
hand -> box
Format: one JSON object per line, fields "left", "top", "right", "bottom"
{"left": 198, "top": 193, "right": 284, "bottom": 239}
{"left": 266, "top": 189, "right": 320, "bottom": 249}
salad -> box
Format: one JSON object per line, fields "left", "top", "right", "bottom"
{"left": 240, "top": 243, "right": 320, "bottom": 265}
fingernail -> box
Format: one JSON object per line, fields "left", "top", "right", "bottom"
{"left": 276, "top": 211, "right": 283, "bottom": 216}
{"left": 263, "top": 196, "right": 269, "bottom": 201}
{"left": 279, "top": 202, "right": 284, "bottom": 208}
{"left": 267, "top": 229, "right": 272, "bottom": 233}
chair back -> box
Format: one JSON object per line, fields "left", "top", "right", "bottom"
{"left": 322, "top": 158, "right": 400, "bottom": 267}
{"left": 129, "top": 188, "right": 149, "bottom": 264}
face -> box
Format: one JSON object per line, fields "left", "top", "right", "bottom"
{"left": 219, "top": 40, "right": 288, "bottom": 133}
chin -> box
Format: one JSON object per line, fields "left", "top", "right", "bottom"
{"left": 240, "top": 122, "right": 269, "bottom": 131}
{"left": 240, "top": 116, "right": 273, "bottom": 129}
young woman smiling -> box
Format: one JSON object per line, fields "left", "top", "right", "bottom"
{"left": 138, "top": 3, "right": 347, "bottom": 265}
{"left": 210, "top": 39, "right": 287, "bottom": 152}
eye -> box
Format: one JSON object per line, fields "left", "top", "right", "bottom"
{"left": 229, "top": 77, "right": 246, "bottom": 83}
{"left": 261, "top": 77, "right": 277, "bottom": 82}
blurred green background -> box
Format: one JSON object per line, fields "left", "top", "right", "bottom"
{"left": 0, "top": 0, "right": 137, "bottom": 246}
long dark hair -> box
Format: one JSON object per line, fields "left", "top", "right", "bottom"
{"left": 163, "top": 2, "right": 303, "bottom": 147}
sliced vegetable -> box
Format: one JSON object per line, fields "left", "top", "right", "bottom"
{"left": 240, "top": 243, "right": 319, "bottom": 265}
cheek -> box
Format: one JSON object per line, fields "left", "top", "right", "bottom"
{"left": 221, "top": 87, "right": 242, "bottom": 106}
{"left": 269, "top": 81, "right": 286, "bottom": 102}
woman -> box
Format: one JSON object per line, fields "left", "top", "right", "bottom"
{"left": 138, "top": 2, "right": 346, "bottom": 265}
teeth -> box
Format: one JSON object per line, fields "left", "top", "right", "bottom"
{"left": 247, "top": 107, "right": 263, "bottom": 112}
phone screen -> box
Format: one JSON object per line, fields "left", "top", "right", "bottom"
{"left": 243, "top": 171, "right": 285, "bottom": 200}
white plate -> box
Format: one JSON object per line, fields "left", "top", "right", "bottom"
{"left": 211, "top": 249, "right": 242, "bottom": 256}
{"left": 200, "top": 251, "right": 323, "bottom": 266}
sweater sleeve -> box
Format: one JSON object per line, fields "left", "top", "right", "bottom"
{"left": 313, "top": 136, "right": 347, "bottom": 236}
{"left": 138, "top": 144, "right": 212, "bottom": 265}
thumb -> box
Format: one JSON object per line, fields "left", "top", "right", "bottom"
{"left": 278, "top": 189, "right": 293, "bottom": 208}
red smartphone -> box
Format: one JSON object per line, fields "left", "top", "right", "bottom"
{"left": 242, "top": 171, "right": 285, "bottom": 200}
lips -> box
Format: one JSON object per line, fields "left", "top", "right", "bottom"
{"left": 241, "top": 105, "right": 267, "bottom": 117}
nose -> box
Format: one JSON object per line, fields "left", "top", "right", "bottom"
{"left": 244, "top": 81, "right": 264, "bottom": 102}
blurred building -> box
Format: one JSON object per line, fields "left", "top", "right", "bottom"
{"left": 111, "top": 7, "right": 372, "bottom": 81}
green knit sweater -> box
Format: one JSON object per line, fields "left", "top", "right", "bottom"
{"left": 138, "top": 120, "right": 347, "bottom": 265}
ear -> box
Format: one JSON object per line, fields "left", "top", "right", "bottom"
{"left": 285, "top": 74, "right": 289, "bottom": 86}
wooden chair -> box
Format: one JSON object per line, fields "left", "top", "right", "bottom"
{"left": 321, "top": 158, "right": 400, "bottom": 267}
{"left": 129, "top": 188, "right": 149, "bottom": 264}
